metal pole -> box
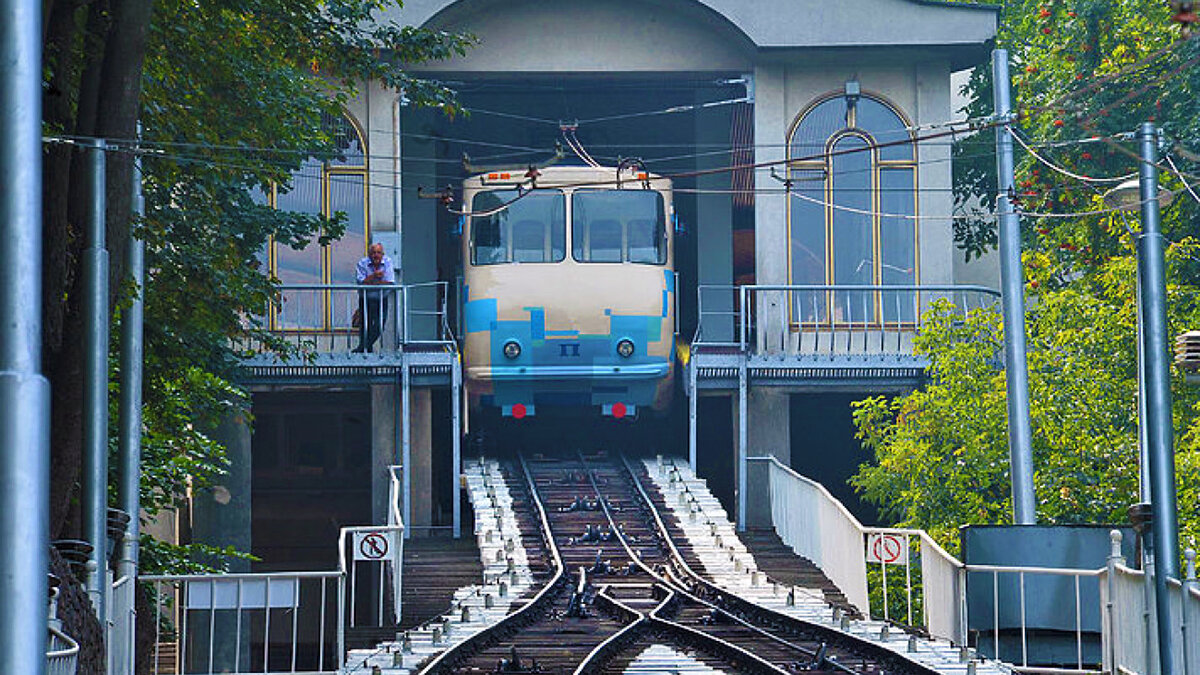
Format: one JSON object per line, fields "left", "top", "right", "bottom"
{"left": 737, "top": 360, "right": 748, "bottom": 532}
{"left": 0, "top": 0, "right": 50, "bottom": 671}
{"left": 689, "top": 360, "right": 698, "bottom": 473}
{"left": 118, "top": 141, "right": 146, "bottom": 581}
{"left": 1135, "top": 121, "right": 1179, "bottom": 675}
{"left": 452, "top": 355, "right": 461, "bottom": 539}
{"left": 991, "top": 49, "right": 1036, "bottom": 524}
{"left": 114, "top": 146, "right": 146, "bottom": 675}
{"left": 401, "top": 366, "right": 411, "bottom": 539}
{"left": 83, "top": 138, "right": 111, "bottom": 627}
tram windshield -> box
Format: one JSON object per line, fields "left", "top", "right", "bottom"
{"left": 571, "top": 190, "right": 666, "bottom": 264}
{"left": 471, "top": 190, "right": 566, "bottom": 265}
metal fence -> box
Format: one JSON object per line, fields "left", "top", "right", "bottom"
{"left": 1102, "top": 538, "right": 1200, "bottom": 675}
{"left": 137, "top": 464, "right": 407, "bottom": 674}
{"left": 753, "top": 455, "right": 1200, "bottom": 674}
{"left": 141, "top": 570, "right": 345, "bottom": 674}
{"left": 695, "top": 284, "right": 1001, "bottom": 355}
{"left": 248, "top": 281, "right": 455, "bottom": 353}
{"left": 47, "top": 624, "right": 79, "bottom": 675}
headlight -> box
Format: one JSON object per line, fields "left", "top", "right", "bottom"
{"left": 503, "top": 340, "right": 521, "bottom": 359}
{"left": 616, "top": 339, "right": 635, "bottom": 358}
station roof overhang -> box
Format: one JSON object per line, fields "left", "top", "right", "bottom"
{"left": 384, "top": 0, "right": 997, "bottom": 74}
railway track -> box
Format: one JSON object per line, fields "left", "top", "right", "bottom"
{"left": 416, "top": 452, "right": 940, "bottom": 675}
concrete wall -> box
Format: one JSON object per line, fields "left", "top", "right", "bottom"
{"left": 384, "top": 0, "right": 996, "bottom": 56}
{"left": 372, "top": 384, "right": 434, "bottom": 531}
{"left": 192, "top": 410, "right": 253, "bottom": 572}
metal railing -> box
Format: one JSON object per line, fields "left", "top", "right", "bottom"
{"left": 110, "top": 573, "right": 137, "bottom": 674}
{"left": 249, "top": 281, "right": 455, "bottom": 353}
{"left": 141, "top": 570, "right": 345, "bottom": 674}
{"left": 695, "top": 284, "right": 1000, "bottom": 355}
{"left": 336, "top": 466, "right": 405, "bottom": 630}
{"left": 46, "top": 625, "right": 79, "bottom": 675}
{"left": 1102, "top": 536, "right": 1199, "bottom": 675}
{"left": 966, "top": 564, "right": 1104, "bottom": 672}
{"left": 756, "top": 455, "right": 966, "bottom": 643}
{"left": 755, "top": 455, "right": 1200, "bottom": 674}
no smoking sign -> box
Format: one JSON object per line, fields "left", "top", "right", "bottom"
{"left": 352, "top": 530, "right": 396, "bottom": 562}
{"left": 866, "top": 533, "right": 907, "bottom": 565}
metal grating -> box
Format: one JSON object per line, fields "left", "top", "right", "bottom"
{"left": 1176, "top": 330, "right": 1200, "bottom": 371}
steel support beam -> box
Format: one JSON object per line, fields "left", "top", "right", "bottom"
{"left": 1134, "top": 122, "right": 1179, "bottom": 675}
{"left": 451, "top": 357, "right": 461, "bottom": 538}
{"left": 737, "top": 362, "right": 748, "bottom": 532}
{"left": 992, "top": 49, "right": 1036, "bottom": 524}
{"left": 83, "top": 139, "right": 111, "bottom": 623}
{"left": 0, "top": 0, "right": 50, "bottom": 669}
{"left": 401, "top": 362, "right": 411, "bottom": 538}
{"left": 689, "top": 362, "right": 698, "bottom": 472}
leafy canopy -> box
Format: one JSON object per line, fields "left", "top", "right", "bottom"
{"left": 129, "top": 0, "right": 472, "bottom": 572}
{"left": 855, "top": 0, "right": 1200, "bottom": 559}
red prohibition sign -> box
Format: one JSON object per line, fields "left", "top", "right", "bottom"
{"left": 359, "top": 532, "right": 389, "bottom": 560}
{"left": 871, "top": 535, "right": 902, "bottom": 564}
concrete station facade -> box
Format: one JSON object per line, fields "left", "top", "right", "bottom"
{"left": 194, "top": 0, "right": 1000, "bottom": 568}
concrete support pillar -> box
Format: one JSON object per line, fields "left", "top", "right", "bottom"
{"left": 371, "top": 384, "right": 396, "bottom": 525}
{"left": 752, "top": 64, "right": 788, "bottom": 354}
{"left": 749, "top": 389, "right": 790, "bottom": 466}
{"left": 915, "top": 60, "right": 954, "bottom": 286}
{"left": 400, "top": 130, "right": 437, "bottom": 339}
{"left": 410, "top": 388, "right": 433, "bottom": 531}
{"left": 374, "top": 383, "right": 433, "bottom": 532}
{"left": 190, "top": 410, "right": 252, "bottom": 672}
{"left": 192, "top": 411, "right": 252, "bottom": 570}
{"left": 696, "top": 90, "right": 734, "bottom": 343}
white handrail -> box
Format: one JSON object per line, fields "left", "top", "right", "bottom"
{"left": 751, "top": 454, "right": 968, "bottom": 643}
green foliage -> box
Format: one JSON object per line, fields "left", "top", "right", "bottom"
{"left": 852, "top": 248, "right": 1200, "bottom": 557}
{"left": 953, "top": 0, "right": 1200, "bottom": 265}
{"left": 858, "top": 0, "right": 1200, "bottom": 569}
{"left": 123, "top": 0, "right": 472, "bottom": 573}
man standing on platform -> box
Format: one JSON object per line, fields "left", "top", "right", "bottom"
{"left": 353, "top": 242, "right": 397, "bottom": 353}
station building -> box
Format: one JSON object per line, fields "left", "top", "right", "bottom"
{"left": 195, "top": 0, "right": 1001, "bottom": 571}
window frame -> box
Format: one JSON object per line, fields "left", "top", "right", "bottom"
{"left": 785, "top": 91, "right": 920, "bottom": 327}
{"left": 266, "top": 113, "right": 370, "bottom": 332}
{"left": 468, "top": 189, "right": 567, "bottom": 266}
{"left": 570, "top": 188, "right": 668, "bottom": 266}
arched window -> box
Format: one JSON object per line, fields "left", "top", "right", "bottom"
{"left": 266, "top": 113, "right": 369, "bottom": 330}
{"left": 787, "top": 93, "right": 917, "bottom": 324}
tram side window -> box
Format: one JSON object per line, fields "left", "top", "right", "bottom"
{"left": 471, "top": 190, "right": 565, "bottom": 265}
{"left": 572, "top": 190, "right": 666, "bottom": 264}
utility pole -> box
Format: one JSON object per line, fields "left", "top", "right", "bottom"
{"left": 83, "top": 138, "right": 110, "bottom": 631}
{"left": 113, "top": 141, "right": 146, "bottom": 673}
{"left": 991, "top": 49, "right": 1037, "bottom": 524}
{"left": 1134, "top": 122, "right": 1179, "bottom": 675}
{"left": 0, "top": 0, "right": 51, "bottom": 672}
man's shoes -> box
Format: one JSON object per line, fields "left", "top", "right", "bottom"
{"left": 351, "top": 346, "right": 365, "bottom": 353}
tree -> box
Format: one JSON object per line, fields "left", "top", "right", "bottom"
{"left": 42, "top": 0, "right": 472, "bottom": 670}
{"left": 855, "top": 0, "right": 1200, "bottom": 558}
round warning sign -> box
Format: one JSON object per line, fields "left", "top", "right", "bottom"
{"left": 353, "top": 531, "right": 392, "bottom": 561}
{"left": 866, "top": 533, "right": 906, "bottom": 565}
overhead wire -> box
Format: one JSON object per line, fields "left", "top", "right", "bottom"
{"left": 1164, "top": 155, "right": 1200, "bottom": 205}
{"left": 1008, "top": 127, "right": 1136, "bottom": 184}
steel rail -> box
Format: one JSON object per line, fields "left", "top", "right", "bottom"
{"left": 573, "top": 585, "right": 654, "bottom": 675}
{"left": 620, "top": 453, "right": 940, "bottom": 675}
{"left": 578, "top": 453, "right": 834, "bottom": 669}
{"left": 571, "top": 451, "right": 796, "bottom": 675}
{"left": 415, "top": 454, "right": 565, "bottom": 674}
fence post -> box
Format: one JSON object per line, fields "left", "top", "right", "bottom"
{"left": 958, "top": 565, "right": 970, "bottom": 649}
{"left": 1106, "top": 529, "right": 1125, "bottom": 673}
{"left": 1182, "top": 548, "right": 1196, "bottom": 675}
